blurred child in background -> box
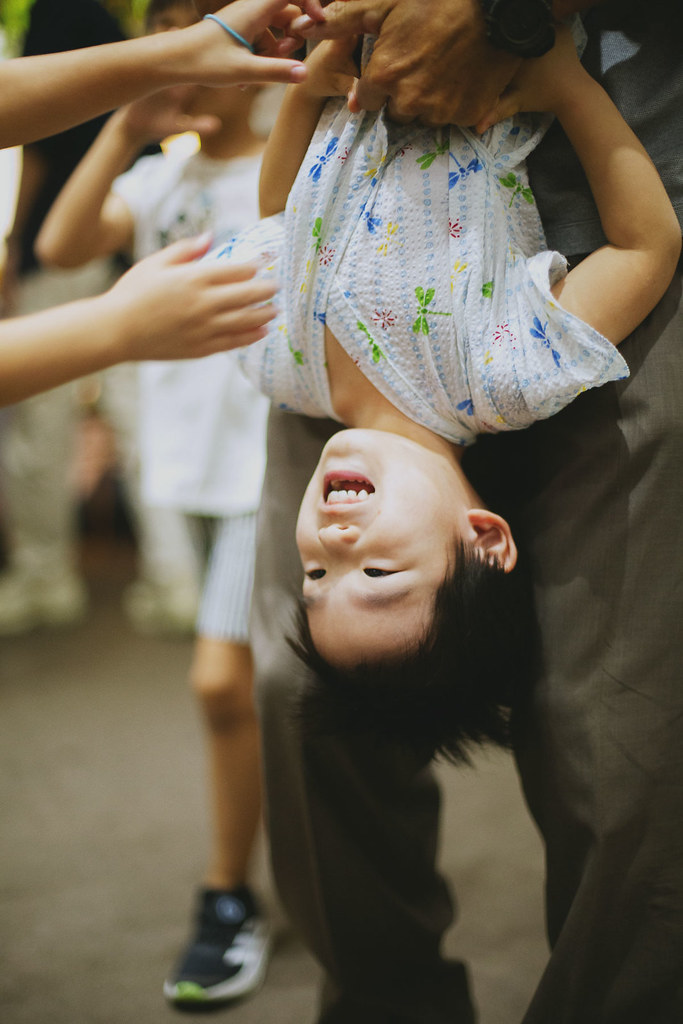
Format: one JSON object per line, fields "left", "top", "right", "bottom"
{"left": 37, "top": 0, "right": 276, "bottom": 1006}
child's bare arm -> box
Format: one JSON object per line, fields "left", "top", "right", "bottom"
{"left": 36, "top": 109, "right": 139, "bottom": 268}
{"left": 549, "top": 72, "right": 680, "bottom": 344}
{"left": 0, "top": 0, "right": 305, "bottom": 151}
{"left": 0, "top": 236, "right": 278, "bottom": 406}
{"left": 478, "top": 25, "right": 681, "bottom": 345}
{"left": 260, "top": 37, "right": 357, "bottom": 216}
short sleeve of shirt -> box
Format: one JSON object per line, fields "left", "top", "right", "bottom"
{"left": 466, "top": 248, "right": 629, "bottom": 432}
{"left": 111, "top": 154, "right": 165, "bottom": 245}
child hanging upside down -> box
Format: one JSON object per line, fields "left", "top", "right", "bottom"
{"left": 209, "top": 21, "right": 680, "bottom": 760}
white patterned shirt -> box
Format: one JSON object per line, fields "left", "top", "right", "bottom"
{"left": 216, "top": 94, "right": 628, "bottom": 446}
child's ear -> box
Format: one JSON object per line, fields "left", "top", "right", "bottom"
{"left": 465, "top": 509, "right": 518, "bottom": 572}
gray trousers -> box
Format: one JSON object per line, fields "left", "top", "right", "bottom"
{"left": 250, "top": 262, "right": 683, "bottom": 1023}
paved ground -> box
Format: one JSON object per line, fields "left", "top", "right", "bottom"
{"left": 0, "top": 531, "right": 548, "bottom": 1024}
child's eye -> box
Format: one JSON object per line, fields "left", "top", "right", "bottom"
{"left": 363, "top": 568, "right": 394, "bottom": 577}
{"left": 306, "top": 569, "right": 326, "bottom": 580}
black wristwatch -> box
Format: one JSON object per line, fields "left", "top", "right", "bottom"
{"left": 480, "top": 0, "right": 555, "bottom": 58}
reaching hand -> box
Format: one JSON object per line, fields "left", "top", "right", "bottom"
{"left": 286, "top": 0, "right": 521, "bottom": 125}
{"left": 192, "top": 0, "right": 308, "bottom": 84}
{"left": 103, "top": 235, "right": 279, "bottom": 361}
{"left": 117, "top": 86, "right": 221, "bottom": 147}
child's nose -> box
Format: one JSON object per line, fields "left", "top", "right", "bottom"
{"left": 319, "top": 523, "right": 360, "bottom": 548}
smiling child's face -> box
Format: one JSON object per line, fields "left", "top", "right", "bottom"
{"left": 295, "top": 429, "right": 477, "bottom": 666}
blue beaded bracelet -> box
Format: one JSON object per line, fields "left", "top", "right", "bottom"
{"left": 203, "top": 13, "right": 254, "bottom": 54}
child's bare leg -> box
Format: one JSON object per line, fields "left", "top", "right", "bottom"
{"left": 164, "top": 637, "right": 268, "bottom": 1007}
{"left": 189, "top": 637, "right": 262, "bottom": 890}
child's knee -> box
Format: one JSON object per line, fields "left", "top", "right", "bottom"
{"left": 190, "top": 652, "right": 255, "bottom": 726}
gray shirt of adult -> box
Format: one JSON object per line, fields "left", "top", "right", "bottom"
{"left": 528, "top": 0, "right": 683, "bottom": 256}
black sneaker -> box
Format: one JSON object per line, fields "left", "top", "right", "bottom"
{"left": 163, "top": 887, "right": 271, "bottom": 1006}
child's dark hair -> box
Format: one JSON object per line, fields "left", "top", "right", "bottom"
{"left": 289, "top": 540, "right": 537, "bottom": 764}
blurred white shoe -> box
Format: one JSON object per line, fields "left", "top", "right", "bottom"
{"left": 0, "top": 569, "right": 88, "bottom": 636}
{"left": 122, "top": 578, "right": 199, "bottom": 637}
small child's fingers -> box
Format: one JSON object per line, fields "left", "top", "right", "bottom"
{"left": 199, "top": 259, "right": 262, "bottom": 285}
{"left": 268, "top": 2, "right": 318, "bottom": 30}
{"left": 295, "top": 0, "right": 327, "bottom": 24}
{"left": 274, "top": 34, "right": 302, "bottom": 56}
{"left": 155, "top": 233, "right": 215, "bottom": 265}
{"left": 218, "top": 302, "right": 279, "bottom": 330}
{"left": 220, "top": 0, "right": 313, "bottom": 45}
{"left": 211, "top": 276, "right": 280, "bottom": 310}
{"left": 210, "top": 299, "right": 280, "bottom": 344}
{"left": 474, "top": 90, "right": 520, "bottom": 134}
{"left": 291, "top": 0, "right": 384, "bottom": 39}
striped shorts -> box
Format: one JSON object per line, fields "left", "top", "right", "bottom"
{"left": 196, "top": 511, "right": 257, "bottom": 644}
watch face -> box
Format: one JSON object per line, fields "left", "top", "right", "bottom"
{"left": 499, "top": 0, "right": 550, "bottom": 48}
{"left": 501, "top": 0, "right": 548, "bottom": 45}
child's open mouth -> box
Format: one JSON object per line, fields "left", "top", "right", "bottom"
{"left": 323, "top": 473, "right": 375, "bottom": 504}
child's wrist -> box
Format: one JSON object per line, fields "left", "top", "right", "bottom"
{"left": 152, "top": 19, "right": 206, "bottom": 86}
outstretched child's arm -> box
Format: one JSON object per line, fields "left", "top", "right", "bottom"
{"left": 0, "top": 0, "right": 305, "bottom": 151}
{"left": 260, "top": 36, "right": 358, "bottom": 216}
{"left": 0, "top": 236, "right": 278, "bottom": 406}
{"left": 478, "top": 25, "right": 681, "bottom": 345}
{"left": 36, "top": 89, "right": 219, "bottom": 268}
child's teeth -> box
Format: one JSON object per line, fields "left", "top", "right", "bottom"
{"left": 327, "top": 485, "right": 371, "bottom": 501}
